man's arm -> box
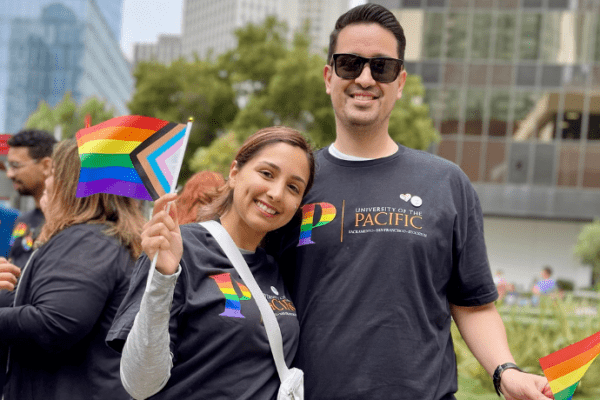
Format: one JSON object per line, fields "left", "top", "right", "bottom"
{"left": 450, "top": 303, "right": 554, "bottom": 400}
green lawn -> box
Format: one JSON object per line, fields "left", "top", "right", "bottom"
{"left": 456, "top": 376, "right": 496, "bottom": 400}
{"left": 456, "top": 376, "right": 598, "bottom": 400}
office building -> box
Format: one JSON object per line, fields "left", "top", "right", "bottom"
{"left": 133, "top": 34, "right": 183, "bottom": 67}
{"left": 297, "top": 0, "right": 351, "bottom": 55}
{"left": 370, "top": 0, "right": 600, "bottom": 289}
{"left": 0, "top": 0, "right": 132, "bottom": 133}
{"left": 95, "top": 0, "right": 125, "bottom": 41}
{"left": 181, "top": 0, "right": 350, "bottom": 60}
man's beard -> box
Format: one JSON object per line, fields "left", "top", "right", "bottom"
{"left": 13, "top": 181, "right": 35, "bottom": 197}
{"left": 17, "top": 188, "right": 35, "bottom": 196}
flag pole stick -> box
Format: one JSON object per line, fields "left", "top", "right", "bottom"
{"left": 147, "top": 118, "right": 194, "bottom": 288}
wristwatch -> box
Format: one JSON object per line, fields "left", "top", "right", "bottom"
{"left": 493, "top": 362, "right": 523, "bottom": 396}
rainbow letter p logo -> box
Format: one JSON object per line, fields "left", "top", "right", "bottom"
{"left": 298, "top": 203, "right": 336, "bottom": 246}
{"left": 210, "top": 273, "right": 252, "bottom": 318}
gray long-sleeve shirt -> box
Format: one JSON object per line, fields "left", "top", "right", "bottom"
{"left": 120, "top": 267, "right": 180, "bottom": 400}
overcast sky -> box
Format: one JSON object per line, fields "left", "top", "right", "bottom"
{"left": 120, "top": 0, "right": 367, "bottom": 61}
{"left": 120, "top": 0, "right": 184, "bottom": 60}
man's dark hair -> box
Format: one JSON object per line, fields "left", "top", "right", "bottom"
{"left": 327, "top": 3, "right": 406, "bottom": 64}
{"left": 8, "top": 130, "right": 57, "bottom": 160}
{"left": 543, "top": 266, "right": 553, "bottom": 276}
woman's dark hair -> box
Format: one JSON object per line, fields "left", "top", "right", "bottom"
{"left": 327, "top": 3, "right": 406, "bottom": 63}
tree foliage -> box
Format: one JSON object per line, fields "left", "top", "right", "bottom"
{"left": 218, "top": 16, "right": 289, "bottom": 97}
{"left": 189, "top": 132, "right": 239, "bottom": 178}
{"left": 226, "top": 26, "right": 333, "bottom": 146}
{"left": 574, "top": 220, "right": 600, "bottom": 288}
{"left": 388, "top": 74, "right": 440, "bottom": 150}
{"left": 25, "top": 93, "right": 115, "bottom": 139}
{"left": 128, "top": 59, "right": 239, "bottom": 182}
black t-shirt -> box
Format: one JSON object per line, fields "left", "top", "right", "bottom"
{"left": 268, "top": 146, "right": 498, "bottom": 400}
{"left": 0, "top": 208, "right": 45, "bottom": 389}
{"left": 8, "top": 208, "right": 44, "bottom": 268}
{"left": 107, "top": 223, "right": 299, "bottom": 400}
{"left": 1, "top": 223, "right": 133, "bottom": 400}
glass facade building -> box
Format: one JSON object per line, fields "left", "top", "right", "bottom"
{"left": 95, "top": 0, "right": 124, "bottom": 41}
{"left": 371, "top": 0, "right": 600, "bottom": 221}
{"left": 0, "top": 0, "right": 131, "bottom": 133}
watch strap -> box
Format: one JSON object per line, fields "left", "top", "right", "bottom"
{"left": 493, "top": 362, "right": 523, "bottom": 396}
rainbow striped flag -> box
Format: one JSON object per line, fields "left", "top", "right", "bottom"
{"left": 76, "top": 115, "right": 189, "bottom": 201}
{"left": 540, "top": 331, "right": 600, "bottom": 400}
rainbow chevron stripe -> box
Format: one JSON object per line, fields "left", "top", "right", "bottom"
{"left": 130, "top": 121, "right": 188, "bottom": 200}
{"left": 75, "top": 116, "right": 187, "bottom": 201}
{"left": 540, "top": 331, "right": 600, "bottom": 400}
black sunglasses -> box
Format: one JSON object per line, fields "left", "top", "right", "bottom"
{"left": 331, "top": 53, "right": 403, "bottom": 83}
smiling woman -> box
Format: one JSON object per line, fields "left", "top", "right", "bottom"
{"left": 198, "top": 126, "right": 315, "bottom": 251}
{"left": 107, "top": 126, "right": 315, "bottom": 400}
{"left": 223, "top": 142, "right": 311, "bottom": 249}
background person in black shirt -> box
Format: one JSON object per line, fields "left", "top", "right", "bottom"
{"left": 0, "top": 139, "right": 145, "bottom": 400}
{"left": 0, "top": 130, "right": 56, "bottom": 390}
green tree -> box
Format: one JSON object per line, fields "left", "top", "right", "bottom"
{"left": 574, "top": 220, "right": 600, "bottom": 289}
{"left": 228, "top": 26, "right": 333, "bottom": 145}
{"left": 190, "top": 19, "right": 311, "bottom": 173}
{"left": 25, "top": 93, "right": 115, "bottom": 138}
{"left": 128, "top": 59, "right": 238, "bottom": 183}
{"left": 388, "top": 74, "right": 440, "bottom": 151}
{"left": 218, "top": 16, "right": 289, "bottom": 97}
{"left": 189, "top": 132, "right": 239, "bottom": 178}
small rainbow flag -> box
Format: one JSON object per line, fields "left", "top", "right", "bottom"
{"left": 76, "top": 115, "right": 190, "bottom": 201}
{"left": 540, "top": 331, "right": 600, "bottom": 400}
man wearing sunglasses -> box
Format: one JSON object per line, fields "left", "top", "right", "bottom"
{"left": 269, "top": 4, "right": 553, "bottom": 400}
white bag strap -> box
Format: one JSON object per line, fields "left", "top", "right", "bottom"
{"left": 199, "top": 220, "right": 291, "bottom": 382}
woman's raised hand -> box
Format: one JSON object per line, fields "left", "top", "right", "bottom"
{"left": 141, "top": 193, "right": 183, "bottom": 276}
